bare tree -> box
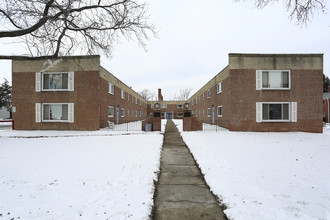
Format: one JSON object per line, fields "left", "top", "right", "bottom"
{"left": 237, "top": 0, "right": 326, "bottom": 24}
{"left": 138, "top": 89, "right": 155, "bottom": 100}
{"left": 177, "top": 88, "right": 192, "bottom": 101}
{"left": 0, "top": 0, "right": 156, "bottom": 57}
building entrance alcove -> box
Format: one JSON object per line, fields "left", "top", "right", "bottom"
{"left": 165, "top": 112, "right": 173, "bottom": 119}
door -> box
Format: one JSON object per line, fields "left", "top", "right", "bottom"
{"left": 212, "top": 105, "right": 215, "bottom": 124}
{"left": 166, "top": 112, "right": 173, "bottom": 119}
{"left": 116, "top": 106, "right": 119, "bottom": 124}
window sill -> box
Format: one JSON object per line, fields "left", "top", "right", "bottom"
{"left": 42, "top": 120, "right": 70, "bottom": 123}
{"left": 261, "top": 88, "right": 291, "bottom": 91}
{"left": 261, "top": 120, "right": 291, "bottom": 123}
{"left": 108, "top": 116, "right": 114, "bottom": 118}
{"left": 42, "top": 89, "right": 70, "bottom": 92}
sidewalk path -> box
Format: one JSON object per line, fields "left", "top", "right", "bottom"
{"left": 152, "top": 120, "right": 227, "bottom": 220}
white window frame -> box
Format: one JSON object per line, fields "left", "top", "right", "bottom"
{"left": 177, "top": 112, "right": 183, "bottom": 117}
{"left": 127, "top": 109, "right": 130, "bottom": 117}
{"left": 108, "top": 106, "right": 114, "bottom": 117}
{"left": 217, "top": 105, "right": 223, "bottom": 117}
{"left": 151, "top": 104, "right": 154, "bottom": 109}
{"left": 121, "top": 90, "right": 125, "bottom": 99}
{"left": 41, "top": 72, "right": 74, "bottom": 91}
{"left": 207, "top": 89, "right": 211, "bottom": 99}
{"left": 121, "top": 108, "right": 125, "bottom": 117}
{"left": 177, "top": 104, "right": 183, "bottom": 109}
{"left": 41, "top": 103, "right": 74, "bottom": 123}
{"left": 127, "top": 93, "right": 130, "bottom": 101}
{"left": 135, "top": 110, "right": 138, "bottom": 117}
{"left": 161, "top": 104, "right": 167, "bottom": 109}
{"left": 207, "top": 108, "right": 211, "bottom": 117}
{"left": 217, "top": 82, "right": 222, "bottom": 94}
{"left": 140, "top": 100, "right": 142, "bottom": 106}
{"left": 256, "top": 70, "right": 291, "bottom": 90}
{"left": 256, "top": 102, "right": 297, "bottom": 123}
{"left": 108, "top": 83, "right": 114, "bottom": 95}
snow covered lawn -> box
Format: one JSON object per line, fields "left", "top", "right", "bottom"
{"left": 182, "top": 126, "right": 330, "bottom": 220}
{"left": 0, "top": 131, "right": 163, "bottom": 220}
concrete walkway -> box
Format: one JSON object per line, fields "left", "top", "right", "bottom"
{"left": 152, "top": 120, "right": 227, "bottom": 220}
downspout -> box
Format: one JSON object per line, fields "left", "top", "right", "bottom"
{"left": 327, "top": 98, "right": 330, "bottom": 123}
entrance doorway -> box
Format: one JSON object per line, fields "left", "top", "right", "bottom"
{"left": 165, "top": 112, "right": 174, "bottom": 119}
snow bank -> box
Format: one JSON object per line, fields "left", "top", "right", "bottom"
{"left": 182, "top": 127, "right": 330, "bottom": 220}
{"left": 0, "top": 133, "right": 163, "bottom": 220}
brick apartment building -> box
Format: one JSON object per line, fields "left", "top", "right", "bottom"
{"left": 188, "top": 53, "right": 324, "bottom": 133}
{"left": 12, "top": 55, "right": 148, "bottom": 130}
{"left": 11, "top": 53, "right": 324, "bottom": 132}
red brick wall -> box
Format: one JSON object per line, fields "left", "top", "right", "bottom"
{"left": 324, "top": 98, "right": 329, "bottom": 123}
{"left": 228, "top": 69, "right": 323, "bottom": 133}
{"left": 99, "top": 78, "right": 148, "bottom": 128}
{"left": 12, "top": 71, "right": 100, "bottom": 130}
{"left": 189, "top": 77, "right": 231, "bottom": 129}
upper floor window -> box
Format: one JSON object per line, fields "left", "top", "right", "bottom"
{"left": 217, "top": 82, "right": 222, "bottom": 94}
{"left": 195, "top": 97, "right": 197, "bottom": 104}
{"left": 121, "top": 90, "right": 125, "bottom": 99}
{"left": 207, "top": 89, "right": 211, "bottom": 99}
{"left": 39, "top": 72, "right": 74, "bottom": 91}
{"left": 151, "top": 104, "right": 154, "bottom": 109}
{"left": 177, "top": 104, "right": 183, "bottom": 109}
{"left": 135, "top": 97, "right": 138, "bottom": 104}
{"left": 108, "top": 83, "right": 114, "bottom": 94}
{"left": 128, "top": 93, "right": 130, "bottom": 101}
{"left": 207, "top": 108, "right": 211, "bottom": 117}
{"left": 161, "top": 104, "right": 167, "bottom": 109}
{"left": 256, "top": 70, "right": 290, "bottom": 90}
{"left": 121, "top": 108, "right": 125, "bottom": 117}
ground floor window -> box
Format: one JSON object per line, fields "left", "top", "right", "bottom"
{"left": 108, "top": 106, "right": 114, "bottom": 117}
{"left": 263, "top": 103, "right": 289, "bottom": 121}
{"left": 256, "top": 102, "right": 297, "bottom": 122}
{"left": 217, "top": 106, "right": 222, "bottom": 117}
{"left": 207, "top": 108, "right": 211, "bottom": 117}
{"left": 121, "top": 108, "right": 125, "bottom": 117}
{"left": 39, "top": 103, "right": 73, "bottom": 123}
{"left": 177, "top": 112, "right": 183, "bottom": 117}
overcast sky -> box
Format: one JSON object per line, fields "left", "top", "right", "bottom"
{"left": 0, "top": 0, "right": 329, "bottom": 100}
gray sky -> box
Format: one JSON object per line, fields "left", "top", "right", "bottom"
{"left": 1, "top": 0, "right": 329, "bottom": 100}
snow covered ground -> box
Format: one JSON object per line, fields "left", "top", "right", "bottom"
{"left": 0, "top": 129, "right": 163, "bottom": 220}
{"left": 182, "top": 125, "right": 330, "bottom": 220}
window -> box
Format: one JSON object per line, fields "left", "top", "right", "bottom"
{"left": 195, "top": 97, "right": 197, "bottom": 104}
{"left": 256, "top": 70, "right": 290, "bottom": 90}
{"left": 121, "top": 108, "right": 125, "bottom": 117}
{"left": 161, "top": 113, "right": 165, "bottom": 117}
{"left": 207, "top": 108, "right": 211, "bottom": 117}
{"left": 127, "top": 109, "right": 129, "bottom": 117}
{"left": 41, "top": 103, "right": 73, "bottom": 122}
{"left": 151, "top": 104, "right": 154, "bottom": 109}
{"left": 256, "top": 102, "right": 297, "bottom": 122}
{"left": 108, "top": 83, "right": 114, "bottom": 94}
{"left": 161, "top": 104, "right": 167, "bottom": 109}
{"left": 262, "top": 103, "right": 289, "bottom": 121}
{"left": 136, "top": 110, "right": 138, "bottom": 117}
{"left": 41, "top": 72, "right": 73, "bottom": 91}
{"left": 108, "top": 106, "right": 114, "bottom": 117}
{"left": 217, "top": 106, "right": 222, "bottom": 117}
{"left": 207, "top": 89, "right": 211, "bottom": 99}
{"left": 177, "top": 104, "right": 183, "bottom": 109}
{"left": 177, "top": 112, "right": 183, "bottom": 117}
{"left": 140, "top": 100, "right": 142, "bottom": 106}
{"left": 203, "top": 93, "right": 205, "bottom": 100}
{"left": 135, "top": 97, "right": 138, "bottom": 104}
{"left": 217, "top": 82, "right": 222, "bottom": 94}
{"left": 121, "top": 90, "right": 125, "bottom": 99}
{"left": 128, "top": 93, "right": 130, "bottom": 101}
{"left": 139, "top": 111, "right": 142, "bottom": 117}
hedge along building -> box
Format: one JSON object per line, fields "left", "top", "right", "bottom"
{"left": 188, "top": 53, "right": 324, "bottom": 133}
{"left": 12, "top": 55, "right": 148, "bottom": 130}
